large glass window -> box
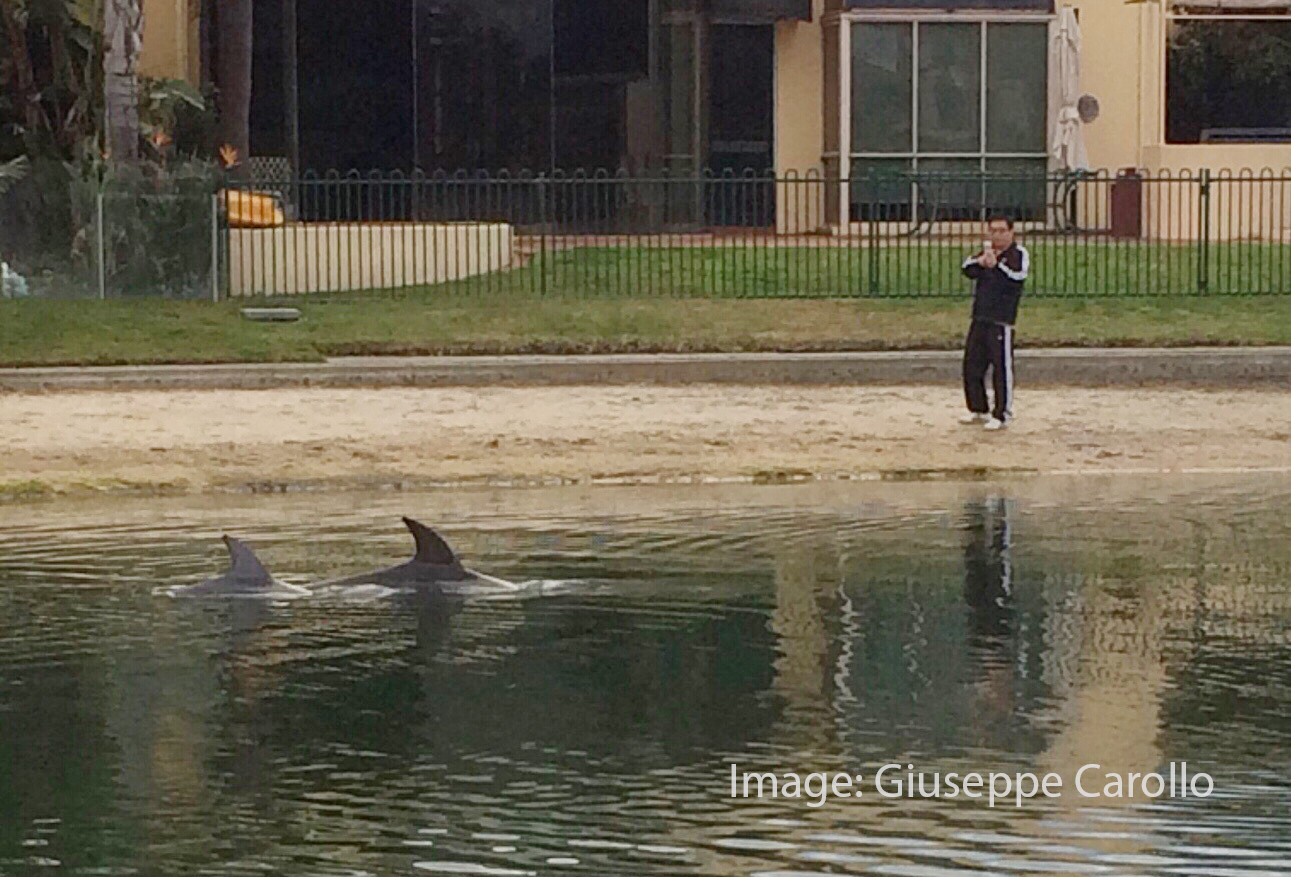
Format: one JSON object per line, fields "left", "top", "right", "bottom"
{"left": 987, "top": 23, "right": 1048, "bottom": 153}
{"left": 1167, "top": 19, "right": 1291, "bottom": 144}
{"left": 280, "top": 0, "right": 669, "bottom": 174}
{"left": 849, "top": 20, "right": 1048, "bottom": 220}
{"left": 919, "top": 24, "right": 980, "bottom": 153}
{"left": 850, "top": 23, "right": 913, "bottom": 154}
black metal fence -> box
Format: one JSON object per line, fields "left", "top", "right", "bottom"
{"left": 220, "top": 168, "right": 1291, "bottom": 300}
{"left": 0, "top": 164, "right": 219, "bottom": 300}
{"left": 9, "top": 168, "right": 1291, "bottom": 300}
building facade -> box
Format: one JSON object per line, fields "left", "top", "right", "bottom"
{"left": 138, "top": 0, "right": 1291, "bottom": 209}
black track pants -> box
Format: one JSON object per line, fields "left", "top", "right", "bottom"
{"left": 963, "top": 319, "right": 1015, "bottom": 422}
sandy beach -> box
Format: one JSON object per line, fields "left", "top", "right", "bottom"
{"left": 1, "top": 384, "right": 1288, "bottom": 496}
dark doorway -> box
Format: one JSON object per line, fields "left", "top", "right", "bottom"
{"left": 707, "top": 24, "right": 774, "bottom": 226}
{"left": 253, "top": 0, "right": 415, "bottom": 173}
{"left": 553, "top": 0, "right": 650, "bottom": 171}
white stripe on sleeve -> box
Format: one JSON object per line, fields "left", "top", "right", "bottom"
{"left": 997, "top": 245, "right": 1029, "bottom": 282}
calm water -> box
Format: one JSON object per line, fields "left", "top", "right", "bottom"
{"left": 1, "top": 478, "right": 1289, "bottom": 877}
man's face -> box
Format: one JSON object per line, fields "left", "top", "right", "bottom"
{"left": 987, "top": 220, "right": 1014, "bottom": 251}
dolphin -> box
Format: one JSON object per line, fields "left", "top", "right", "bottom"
{"left": 165, "top": 536, "right": 309, "bottom": 598}
{"left": 320, "top": 517, "right": 518, "bottom": 593}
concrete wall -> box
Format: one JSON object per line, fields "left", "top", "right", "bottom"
{"left": 226, "top": 223, "right": 515, "bottom": 296}
{"left": 1139, "top": 170, "right": 1291, "bottom": 242}
{"left": 1140, "top": 150, "right": 1291, "bottom": 241}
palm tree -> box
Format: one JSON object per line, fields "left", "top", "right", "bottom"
{"left": 103, "top": 0, "right": 142, "bottom": 161}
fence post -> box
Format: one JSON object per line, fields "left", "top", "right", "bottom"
{"left": 96, "top": 190, "right": 106, "bottom": 300}
{"left": 867, "top": 215, "right": 879, "bottom": 295}
{"left": 210, "top": 193, "right": 220, "bottom": 302}
{"left": 1198, "top": 168, "right": 1210, "bottom": 295}
{"left": 540, "top": 174, "right": 549, "bottom": 297}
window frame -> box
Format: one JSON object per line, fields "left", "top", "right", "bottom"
{"left": 824, "top": 9, "right": 1057, "bottom": 227}
{"left": 846, "top": 15, "right": 1053, "bottom": 169}
{"left": 1163, "top": 9, "right": 1291, "bottom": 146}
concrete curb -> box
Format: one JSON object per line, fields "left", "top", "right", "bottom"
{"left": 2, "top": 348, "right": 1291, "bottom": 392}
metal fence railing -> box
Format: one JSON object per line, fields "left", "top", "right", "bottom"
{"left": 0, "top": 166, "right": 219, "bottom": 300}
{"left": 7, "top": 168, "right": 1291, "bottom": 300}
{"left": 219, "top": 168, "right": 1291, "bottom": 300}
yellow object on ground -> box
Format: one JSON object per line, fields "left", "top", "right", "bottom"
{"left": 222, "top": 190, "right": 285, "bottom": 228}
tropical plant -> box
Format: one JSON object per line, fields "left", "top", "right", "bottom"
{"left": 0, "top": 1, "right": 234, "bottom": 296}
{"left": 97, "top": 157, "right": 222, "bottom": 297}
{"left": 0, "top": 156, "right": 30, "bottom": 195}
{"left": 139, "top": 76, "right": 213, "bottom": 158}
{"left": 0, "top": 0, "right": 105, "bottom": 163}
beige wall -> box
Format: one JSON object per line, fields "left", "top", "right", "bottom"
{"left": 775, "top": 1, "right": 1291, "bottom": 188}
{"left": 1142, "top": 145, "right": 1291, "bottom": 175}
{"left": 227, "top": 223, "right": 516, "bottom": 296}
{"left": 774, "top": 0, "right": 825, "bottom": 177}
{"left": 1138, "top": 149, "right": 1291, "bottom": 240}
{"left": 1073, "top": 0, "right": 1291, "bottom": 174}
{"left": 138, "top": 0, "right": 199, "bottom": 83}
{"left": 1067, "top": 0, "right": 1291, "bottom": 239}
{"left": 774, "top": 0, "right": 828, "bottom": 232}
{"left": 1066, "top": 0, "right": 1147, "bottom": 173}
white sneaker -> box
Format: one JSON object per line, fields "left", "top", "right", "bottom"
{"left": 960, "top": 412, "right": 989, "bottom": 425}
{"left": 984, "top": 417, "right": 1009, "bottom": 431}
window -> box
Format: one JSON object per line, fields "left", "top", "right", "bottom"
{"left": 849, "top": 20, "right": 1048, "bottom": 220}
{"left": 1167, "top": 18, "right": 1291, "bottom": 144}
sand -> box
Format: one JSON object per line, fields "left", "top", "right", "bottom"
{"left": 1, "top": 384, "right": 1288, "bottom": 497}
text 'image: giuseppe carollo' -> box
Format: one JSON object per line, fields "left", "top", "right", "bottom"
{"left": 728, "top": 763, "right": 1215, "bottom": 808}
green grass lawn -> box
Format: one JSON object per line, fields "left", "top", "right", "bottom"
{"left": 384, "top": 241, "right": 1291, "bottom": 299}
{"left": 5, "top": 292, "right": 1291, "bottom": 368}
{"left": 5, "top": 237, "right": 1290, "bottom": 366}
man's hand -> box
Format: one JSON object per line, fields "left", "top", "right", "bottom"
{"left": 979, "top": 249, "right": 998, "bottom": 269}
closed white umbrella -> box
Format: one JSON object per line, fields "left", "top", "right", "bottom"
{"left": 1050, "top": 7, "right": 1089, "bottom": 171}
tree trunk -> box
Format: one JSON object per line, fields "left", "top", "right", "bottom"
{"left": 1, "top": 0, "right": 49, "bottom": 155}
{"left": 103, "top": 0, "right": 142, "bottom": 162}
{"left": 216, "top": 0, "right": 254, "bottom": 162}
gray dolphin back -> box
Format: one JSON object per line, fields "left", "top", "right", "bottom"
{"left": 403, "top": 517, "right": 464, "bottom": 568}
{"left": 224, "top": 535, "right": 275, "bottom": 587}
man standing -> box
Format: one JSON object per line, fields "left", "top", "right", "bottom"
{"left": 960, "top": 215, "right": 1029, "bottom": 430}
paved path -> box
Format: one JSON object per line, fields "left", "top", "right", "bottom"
{"left": 2, "top": 348, "right": 1290, "bottom": 392}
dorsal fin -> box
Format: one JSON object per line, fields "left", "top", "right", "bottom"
{"left": 223, "top": 535, "right": 274, "bottom": 586}
{"left": 403, "top": 517, "right": 461, "bottom": 566}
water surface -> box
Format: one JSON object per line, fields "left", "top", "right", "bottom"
{"left": 1, "top": 477, "right": 1289, "bottom": 876}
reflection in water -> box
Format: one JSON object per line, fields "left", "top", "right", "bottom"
{"left": 409, "top": 589, "right": 467, "bottom": 659}
{"left": 962, "top": 495, "right": 1015, "bottom": 647}
{"left": 961, "top": 495, "right": 1018, "bottom": 740}
{"left": 1, "top": 478, "right": 1290, "bottom": 875}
